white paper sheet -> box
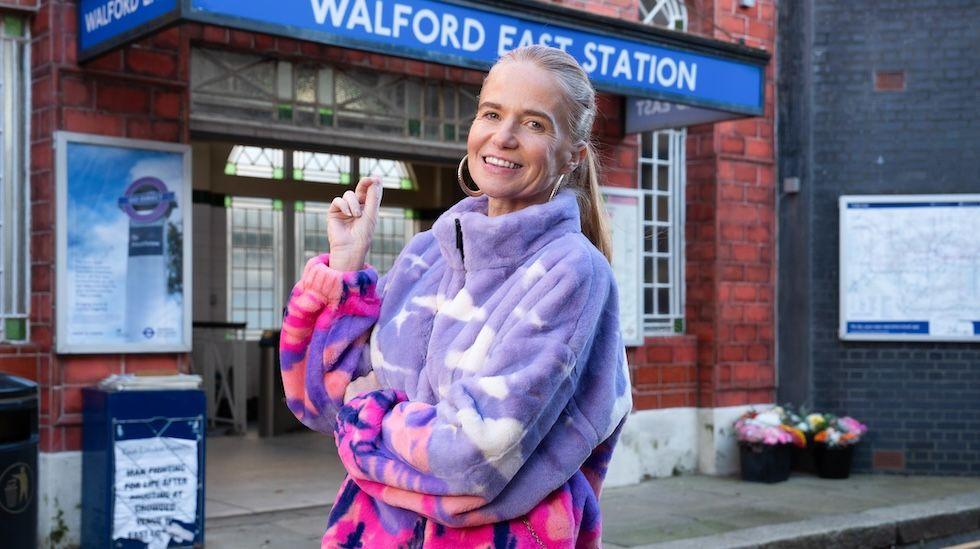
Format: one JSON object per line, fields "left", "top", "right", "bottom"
{"left": 112, "top": 436, "right": 198, "bottom": 548}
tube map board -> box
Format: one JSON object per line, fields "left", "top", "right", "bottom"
{"left": 56, "top": 132, "right": 192, "bottom": 353}
{"left": 839, "top": 195, "right": 980, "bottom": 342}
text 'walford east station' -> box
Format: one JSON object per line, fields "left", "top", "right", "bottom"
{"left": 83, "top": 0, "right": 699, "bottom": 91}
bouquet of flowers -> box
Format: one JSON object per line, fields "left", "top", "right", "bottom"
{"left": 781, "top": 406, "right": 812, "bottom": 434}
{"left": 813, "top": 415, "right": 868, "bottom": 448}
{"left": 734, "top": 407, "right": 806, "bottom": 448}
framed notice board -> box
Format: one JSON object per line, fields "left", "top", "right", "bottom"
{"left": 601, "top": 187, "right": 643, "bottom": 347}
{"left": 839, "top": 194, "right": 980, "bottom": 342}
{"left": 55, "top": 132, "right": 192, "bottom": 353}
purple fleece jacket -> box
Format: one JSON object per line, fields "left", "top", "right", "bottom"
{"left": 280, "top": 189, "right": 631, "bottom": 547}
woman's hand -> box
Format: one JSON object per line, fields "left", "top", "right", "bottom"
{"left": 344, "top": 371, "right": 381, "bottom": 404}
{"left": 327, "top": 176, "right": 384, "bottom": 271}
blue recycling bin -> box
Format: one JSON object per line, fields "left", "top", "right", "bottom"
{"left": 82, "top": 388, "right": 206, "bottom": 549}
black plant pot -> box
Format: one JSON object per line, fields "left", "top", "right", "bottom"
{"left": 813, "top": 443, "right": 854, "bottom": 479}
{"left": 739, "top": 443, "right": 792, "bottom": 483}
{"left": 791, "top": 433, "right": 816, "bottom": 473}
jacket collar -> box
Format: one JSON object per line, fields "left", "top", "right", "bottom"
{"left": 431, "top": 189, "right": 582, "bottom": 271}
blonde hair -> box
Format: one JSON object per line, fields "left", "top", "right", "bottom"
{"left": 493, "top": 45, "right": 613, "bottom": 263}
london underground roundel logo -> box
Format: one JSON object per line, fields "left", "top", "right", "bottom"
{"left": 117, "top": 177, "right": 176, "bottom": 223}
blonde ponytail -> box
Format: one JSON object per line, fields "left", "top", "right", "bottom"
{"left": 576, "top": 143, "right": 613, "bottom": 262}
{"left": 498, "top": 45, "right": 614, "bottom": 263}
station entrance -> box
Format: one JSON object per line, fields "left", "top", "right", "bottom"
{"left": 185, "top": 47, "right": 474, "bottom": 517}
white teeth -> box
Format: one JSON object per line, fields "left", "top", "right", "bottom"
{"left": 484, "top": 156, "right": 520, "bottom": 169}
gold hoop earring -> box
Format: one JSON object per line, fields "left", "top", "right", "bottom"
{"left": 549, "top": 174, "right": 566, "bottom": 201}
{"left": 457, "top": 156, "right": 483, "bottom": 197}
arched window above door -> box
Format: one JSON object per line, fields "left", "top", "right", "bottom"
{"left": 223, "top": 146, "right": 416, "bottom": 191}
{"left": 639, "top": 0, "right": 688, "bottom": 31}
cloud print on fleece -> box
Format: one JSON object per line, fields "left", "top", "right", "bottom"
{"left": 280, "top": 190, "right": 632, "bottom": 547}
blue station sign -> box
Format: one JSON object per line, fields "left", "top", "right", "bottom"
{"left": 78, "top": 0, "right": 768, "bottom": 116}
{"left": 79, "top": 0, "right": 181, "bottom": 55}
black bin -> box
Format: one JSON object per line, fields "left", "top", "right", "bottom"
{"left": 0, "top": 374, "right": 39, "bottom": 549}
{"left": 258, "top": 330, "right": 301, "bottom": 437}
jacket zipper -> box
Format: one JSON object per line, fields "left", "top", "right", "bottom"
{"left": 455, "top": 218, "right": 465, "bottom": 264}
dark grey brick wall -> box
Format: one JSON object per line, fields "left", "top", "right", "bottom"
{"left": 778, "top": 0, "right": 980, "bottom": 474}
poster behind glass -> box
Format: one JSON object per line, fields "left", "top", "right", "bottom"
{"left": 601, "top": 187, "right": 643, "bottom": 347}
{"left": 56, "top": 132, "right": 191, "bottom": 353}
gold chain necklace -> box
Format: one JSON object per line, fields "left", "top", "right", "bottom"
{"left": 521, "top": 516, "right": 546, "bottom": 548}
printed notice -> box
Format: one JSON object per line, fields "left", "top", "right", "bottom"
{"left": 57, "top": 136, "right": 190, "bottom": 353}
{"left": 602, "top": 188, "right": 643, "bottom": 346}
{"left": 113, "top": 437, "right": 198, "bottom": 549}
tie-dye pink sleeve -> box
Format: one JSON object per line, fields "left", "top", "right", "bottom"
{"left": 334, "top": 248, "right": 628, "bottom": 527}
{"left": 279, "top": 254, "right": 381, "bottom": 434}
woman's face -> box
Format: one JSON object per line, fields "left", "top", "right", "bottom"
{"left": 466, "top": 61, "right": 581, "bottom": 209}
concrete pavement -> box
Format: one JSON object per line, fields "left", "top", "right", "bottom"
{"left": 204, "top": 430, "right": 980, "bottom": 547}
{"left": 599, "top": 475, "right": 980, "bottom": 548}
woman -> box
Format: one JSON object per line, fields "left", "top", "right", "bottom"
{"left": 280, "top": 45, "right": 631, "bottom": 548}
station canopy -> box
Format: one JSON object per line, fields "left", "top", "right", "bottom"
{"left": 78, "top": 0, "right": 770, "bottom": 132}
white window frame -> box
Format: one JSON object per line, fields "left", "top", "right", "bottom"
{"left": 0, "top": 17, "right": 30, "bottom": 343}
{"left": 222, "top": 143, "right": 422, "bottom": 339}
{"left": 295, "top": 202, "right": 419, "bottom": 277}
{"left": 225, "top": 145, "right": 285, "bottom": 179}
{"left": 638, "top": 0, "right": 687, "bottom": 336}
{"left": 639, "top": 130, "right": 686, "bottom": 335}
{"left": 226, "top": 197, "right": 283, "bottom": 340}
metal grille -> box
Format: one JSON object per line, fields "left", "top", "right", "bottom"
{"left": 226, "top": 197, "right": 283, "bottom": 338}
{"left": 0, "top": 17, "right": 29, "bottom": 343}
{"left": 295, "top": 202, "right": 419, "bottom": 276}
{"left": 191, "top": 48, "right": 480, "bottom": 144}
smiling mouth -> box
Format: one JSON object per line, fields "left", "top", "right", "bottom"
{"left": 483, "top": 155, "right": 523, "bottom": 169}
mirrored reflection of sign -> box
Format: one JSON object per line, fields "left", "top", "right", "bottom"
{"left": 56, "top": 132, "right": 192, "bottom": 353}
{"left": 601, "top": 187, "right": 643, "bottom": 347}
{"left": 625, "top": 98, "right": 749, "bottom": 133}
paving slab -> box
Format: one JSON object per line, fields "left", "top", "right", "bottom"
{"left": 603, "top": 477, "right": 980, "bottom": 548}
{"left": 204, "top": 431, "right": 980, "bottom": 547}
{"left": 206, "top": 506, "right": 326, "bottom": 548}
{"left": 205, "top": 429, "right": 346, "bottom": 519}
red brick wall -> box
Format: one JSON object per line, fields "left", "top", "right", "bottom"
{"left": 2, "top": 0, "right": 776, "bottom": 451}
{"left": 543, "top": 0, "right": 778, "bottom": 411}
{"left": 628, "top": 336, "right": 698, "bottom": 409}
{"left": 594, "top": 93, "right": 637, "bottom": 190}
{"left": 554, "top": 0, "right": 776, "bottom": 412}
{"left": 686, "top": 0, "right": 777, "bottom": 408}
{"left": 8, "top": 1, "right": 490, "bottom": 451}
{"left": 546, "top": 0, "right": 639, "bottom": 20}
{"left": 1, "top": 1, "right": 189, "bottom": 452}
{"left": 0, "top": 0, "right": 38, "bottom": 11}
